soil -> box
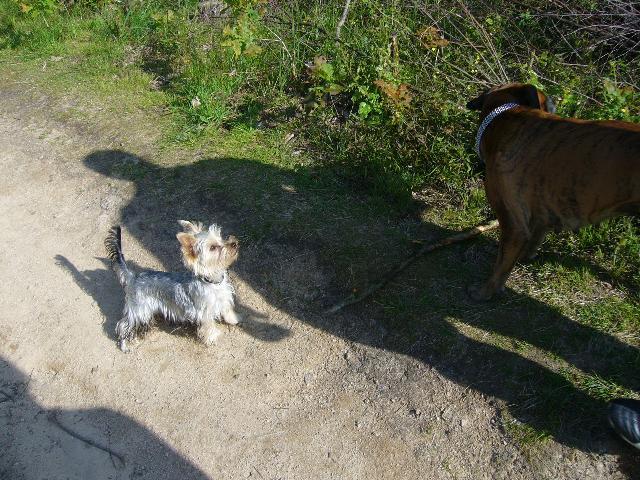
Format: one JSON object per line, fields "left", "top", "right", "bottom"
{"left": 0, "top": 82, "right": 637, "bottom": 479}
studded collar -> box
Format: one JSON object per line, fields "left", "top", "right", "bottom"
{"left": 474, "top": 103, "right": 520, "bottom": 162}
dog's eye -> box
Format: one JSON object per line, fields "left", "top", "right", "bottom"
{"left": 209, "top": 245, "right": 220, "bottom": 252}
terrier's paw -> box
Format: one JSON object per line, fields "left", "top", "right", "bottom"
{"left": 202, "top": 327, "right": 222, "bottom": 346}
{"left": 222, "top": 311, "right": 240, "bottom": 325}
{"left": 119, "top": 339, "right": 130, "bottom": 353}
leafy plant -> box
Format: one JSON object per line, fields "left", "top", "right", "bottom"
{"left": 14, "top": 0, "right": 60, "bottom": 15}
{"left": 221, "top": 1, "right": 264, "bottom": 57}
{"left": 599, "top": 78, "right": 640, "bottom": 122}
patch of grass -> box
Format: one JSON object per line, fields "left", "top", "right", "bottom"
{"left": 548, "top": 217, "right": 640, "bottom": 292}
{"left": 529, "top": 263, "right": 599, "bottom": 299}
{"left": 569, "top": 371, "right": 638, "bottom": 403}
{"left": 424, "top": 185, "right": 490, "bottom": 229}
{"left": 575, "top": 297, "right": 640, "bottom": 337}
{"left": 503, "top": 418, "right": 552, "bottom": 449}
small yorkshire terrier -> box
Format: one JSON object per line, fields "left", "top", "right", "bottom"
{"left": 105, "top": 221, "right": 240, "bottom": 352}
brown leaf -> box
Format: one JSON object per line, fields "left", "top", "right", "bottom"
{"left": 417, "top": 26, "right": 450, "bottom": 48}
{"left": 374, "top": 80, "right": 413, "bottom": 107}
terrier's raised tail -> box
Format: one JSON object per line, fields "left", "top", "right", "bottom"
{"left": 105, "top": 226, "right": 133, "bottom": 287}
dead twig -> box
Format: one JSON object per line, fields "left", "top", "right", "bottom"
{"left": 326, "top": 220, "right": 499, "bottom": 314}
{"left": 47, "top": 412, "right": 126, "bottom": 468}
{"left": 0, "top": 370, "right": 33, "bottom": 403}
{"left": 0, "top": 390, "right": 13, "bottom": 402}
{"left": 335, "top": 0, "right": 353, "bottom": 40}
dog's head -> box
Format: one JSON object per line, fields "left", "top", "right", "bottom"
{"left": 466, "top": 83, "right": 555, "bottom": 115}
{"left": 176, "top": 220, "right": 239, "bottom": 278}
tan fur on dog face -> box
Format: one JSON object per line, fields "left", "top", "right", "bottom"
{"left": 177, "top": 232, "right": 198, "bottom": 266}
{"left": 176, "top": 221, "right": 239, "bottom": 279}
{"left": 223, "top": 236, "right": 239, "bottom": 269}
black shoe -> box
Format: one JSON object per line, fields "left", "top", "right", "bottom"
{"left": 608, "top": 398, "right": 640, "bottom": 450}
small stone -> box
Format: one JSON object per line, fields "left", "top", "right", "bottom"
{"left": 304, "top": 373, "right": 313, "bottom": 385}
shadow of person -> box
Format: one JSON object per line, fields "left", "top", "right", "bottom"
{"left": 0, "top": 356, "right": 210, "bottom": 479}
{"left": 81, "top": 149, "right": 639, "bottom": 464}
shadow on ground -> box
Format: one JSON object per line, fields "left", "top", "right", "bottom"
{"left": 70, "top": 149, "right": 639, "bottom": 471}
{"left": 0, "top": 357, "right": 209, "bottom": 479}
{"left": 54, "top": 254, "right": 288, "bottom": 344}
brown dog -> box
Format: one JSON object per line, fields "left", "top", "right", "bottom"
{"left": 467, "top": 83, "right": 640, "bottom": 300}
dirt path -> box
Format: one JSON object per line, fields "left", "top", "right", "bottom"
{"left": 0, "top": 85, "right": 633, "bottom": 479}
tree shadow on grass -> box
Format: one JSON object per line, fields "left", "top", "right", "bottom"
{"left": 0, "top": 357, "right": 210, "bottom": 480}
{"left": 80, "top": 149, "right": 639, "bottom": 470}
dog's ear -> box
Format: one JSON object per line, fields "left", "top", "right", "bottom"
{"left": 178, "top": 220, "right": 203, "bottom": 234}
{"left": 519, "top": 84, "right": 541, "bottom": 109}
{"left": 177, "top": 232, "right": 198, "bottom": 262}
{"left": 466, "top": 92, "right": 485, "bottom": 111}
{"left": 208, "top": 223, "right": 222, "bottom": 237}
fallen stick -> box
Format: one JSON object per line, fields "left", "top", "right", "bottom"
{"left": 335, "top": 0, "right": 353, "bottom": 40}
{"left": 325, "top": 219, "right": 499, "bottom": 314}
{"left": 47, "top": 412, "right": 126, "bottom": 468}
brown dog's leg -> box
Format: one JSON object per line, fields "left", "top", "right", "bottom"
{"left": 469, "top": 223, "right": 530, "bottom": 301}
{"left": 523, "top": 228, "right": 547, "bottom": 260}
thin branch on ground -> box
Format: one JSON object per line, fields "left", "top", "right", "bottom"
{"left": 336, "top": 0, "right": 353, "bottom": 40}
{"left": 326, "top": 220, "right": 499, "bottom": 314}
{"left": 47, "top": 412, "right": 126, "bottom": 468}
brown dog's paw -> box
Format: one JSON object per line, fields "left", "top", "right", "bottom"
{"left": 466, "top": 284, "right": 495, "bottom": 302}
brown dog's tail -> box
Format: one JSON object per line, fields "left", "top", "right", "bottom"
{"left": 105, "top": 226, "right": 133, "bottom": 287}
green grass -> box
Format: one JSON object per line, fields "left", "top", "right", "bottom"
{"left": 577, "top": 298, "right": 640, "bottom": 337}
{"left": 2, "top": 0, "right": 640, "bottom": 457}
{"left": 571, "top": 371, "right": 637, "bottom": 403}
{"left": 503, "top": 417, "right": 552, "bottom": 449}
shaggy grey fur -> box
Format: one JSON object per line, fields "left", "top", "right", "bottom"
{"left": 105, "top": 222, "right": 239, "bottom": 352}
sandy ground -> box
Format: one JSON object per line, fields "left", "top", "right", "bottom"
{"left": 0, "top": 84, "right": 636, "bottom": 479}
